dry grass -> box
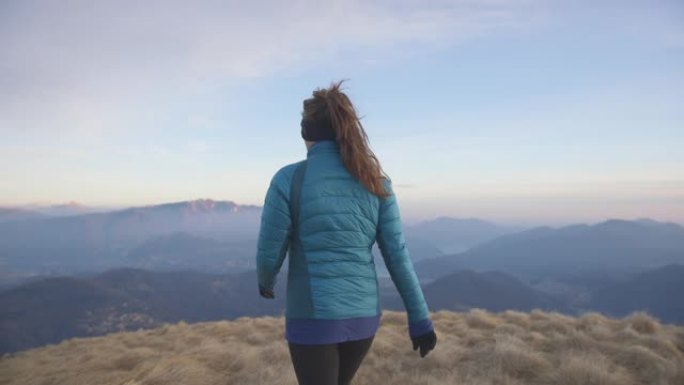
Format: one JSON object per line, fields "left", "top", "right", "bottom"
{"left": 1, "top": 309, "right": 682, "bottom": 385}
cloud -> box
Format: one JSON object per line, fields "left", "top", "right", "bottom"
{"left": 394, "top": 183, "right": 416, "bottom": 189}
{"left": 0, "top": 0, "right": 544, "bottom": 136}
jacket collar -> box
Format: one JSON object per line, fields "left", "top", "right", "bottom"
{"left": 307, "top": 140, "right": 340, "bottom": 158}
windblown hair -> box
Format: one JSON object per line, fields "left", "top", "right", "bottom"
{"left": 302, "top": 80, "right": 391, "bottom": 199}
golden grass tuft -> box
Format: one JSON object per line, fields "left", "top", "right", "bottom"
{"left": 1, "top": 310, "right": 682, "bottom": 385}
{"left": 466, "top": 308, "right": 501, "bottom": 329}
{"left": 488, "top": 334, "right": 553, "bottom": 379}
{"left": 545, "top": 351, "right": 635, "bottom": 385}
{"left": 623, "top": 312, "right": 662, "bottom": 335}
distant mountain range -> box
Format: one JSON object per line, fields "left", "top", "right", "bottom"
{"left": 0, "top": 208, "right": 45, "bottom": 222}
{"left": 414, "top": 219, "right": 684, "bottom": 280}
{"left": 423, "top": 270, "right": 561, "bottom": 312}
{"left": 2, "top": 264, "right": 683, "bottom": 353}
{"left": 590, "top": 264, "right": 684, "bottom": 323}
{"left": 2, "top": 199, "right": 683, "bottom": 353}
{"left": 0, "top": 199, "right": 519, "bottom": 286}
{"left": 0, "top": 202, "right": 113, "bottom": 221}
{"left": 404, "top": 217, "right": 522, "bottom": 254}
{"left": 0, "top": 199, "right": 263, "bottom": 284}
{"left": 25, "top": 202, "right": 108, "bottom": 217}
{"left": 123, "top": 232, "right": 257, "bottom": 272}
{"left": 0, "top": 268, "right": 286, "bottom": 353}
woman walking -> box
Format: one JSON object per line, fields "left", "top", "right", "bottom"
{"left": 256, "top": 80, "right": 437, "bottom": 385}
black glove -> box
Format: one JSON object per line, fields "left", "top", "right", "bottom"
{"left": 258, "top": 284, "right": 274, "bottom": 299}
{"left": 412, "top": 329, "right": 437, "bottom": 358}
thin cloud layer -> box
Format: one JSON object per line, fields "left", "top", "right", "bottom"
{"left": 0, "top": 0, "right": 542, "bottom": 134}
{"left": 1, "top": 1, "right": 681, "bottom": 223}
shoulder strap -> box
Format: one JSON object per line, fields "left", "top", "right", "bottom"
{"left": 289, "top": 160, "right": 308, "bottom": 238}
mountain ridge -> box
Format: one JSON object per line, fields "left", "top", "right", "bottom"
{"left": 4, "top": 264, "right": 684, "bottom": 354}
{"left": 415, "top": 218, "right": 684, "bottom": 280}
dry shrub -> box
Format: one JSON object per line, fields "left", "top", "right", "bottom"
{"left": 531, "top": 312, "right": 577, "bottom": 338}
{"left": 545, "top": 351, "right": 634, "bottom": 385}
{"left": 530, "top": 318, "right": 573, "bottom": 336}
{"left": 623, "top": 312, "right": 662, "bottom": 335}
{"left": 1, "top": 309, "right": 683, "bottom": 385}
{"left": 612, "top": 344, "right": 677, "bottom": 385}
{"left": 366, "top": 328, "right": 403, "bottom": 359}
{"left": 586, "top": 322, "right": 615, "bottom": 341}
{"left": 500, "top": 310, "right": 531, "bottom": 329}
{"left": 488, "top": 334, "right": 552, "bottom": 380}
{"left": 380, "top": 311, "right": 405, "bottom": 326}
{"left": 577, "top": 312, "right": 610, "bottom": 333}
{"left": 530, "top": 309, "right": 551, "bottom": 322}
{"left": 547, "top": 311, "right": 577, "bottom": 324}
{"left": 244, "top": 330, "right": 270, "bottom": 345}
{"left": 493, "top": 323, "right": 525, "bottom": 338}
{"left": 636, "top": 335, "right": 683, "bottom": 361}
{"left": 111, "top": 353, "right": 144, "bottom": 371}
{"left": 437, "top": 317, "right": 470, "bottom": 340}
{"left": 673, "top": 364, "right": 684, "bottom": 385}
{"left": 557, "top": 330, "right": 602, "bottom": 353}
{"left": 673, "top": 329, "right": 684, "bottom": 353}
{"left": 430, "top": 310, "right": 451, "bottom": 322}
{"left": 615, "top": 326, "right": 641, "bottom": 342}
{"left": 461, "top": 330, "right": 492, "bottom": 351}
{"left": 525, "top": 331, "right": 547, "bottom": 348}
{"left": 466, "top": 309, "right": 500, "bottom": 329}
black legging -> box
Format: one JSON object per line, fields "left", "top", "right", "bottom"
{"left": 287, "top": 335, "right": 375, "bottom": 385}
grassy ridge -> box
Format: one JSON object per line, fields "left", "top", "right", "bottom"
{"left": 1, "top": 310, "right": 683, "bottom": 385}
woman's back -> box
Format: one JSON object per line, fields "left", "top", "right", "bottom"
{"left": 289, "top": 140, "right": 380, "bottom": 319}
{"left": 256, "top": 82, "right": 436, "bottom": 384}
{"left": 257, "top": 139, "right": 432, "bottom": 342}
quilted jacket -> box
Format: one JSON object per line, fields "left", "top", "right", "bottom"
{"left": 256, "top": 140, "right": 432, "bottom": 333}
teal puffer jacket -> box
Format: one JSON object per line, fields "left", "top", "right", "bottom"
{"left": 256, "top": 140, "right": 431, "bottom": 326}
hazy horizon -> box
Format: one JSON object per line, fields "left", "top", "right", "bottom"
{"left": 2, "top": 1, "right": 682, "bottom": 224}
{"left": 2, "top": 197, "right": 682, "bottom": 228}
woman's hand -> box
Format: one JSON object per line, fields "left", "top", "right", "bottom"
{"left": 259, "top": 284, "right": 275, "bottom": 299}
{"left": 411, "top": 329, "right": 437, "bottom": 358}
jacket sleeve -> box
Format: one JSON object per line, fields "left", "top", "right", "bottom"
{"left": 376, "top": 178, "right": 434, "bottom": 338}
{"left": 256, "top": 168, "right": 292, "bottom": 291}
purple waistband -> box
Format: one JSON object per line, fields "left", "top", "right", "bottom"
{"left": 285, "top": 314, "right": 381, "bottom": 345}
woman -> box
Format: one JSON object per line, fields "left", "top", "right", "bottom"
{"left": 256, "top": 80, "right": 437, "bottom": 385}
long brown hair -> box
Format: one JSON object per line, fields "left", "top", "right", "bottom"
{"left": 302, "top": 80, "right": 391, "bottom": 199}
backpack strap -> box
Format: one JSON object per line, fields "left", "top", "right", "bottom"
{"left": 289, "top": 160, "right": 308, "bottom": 241}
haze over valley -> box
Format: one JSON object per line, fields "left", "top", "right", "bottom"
{"left": 1, "top": 198, "right": 683, "bottom": 354}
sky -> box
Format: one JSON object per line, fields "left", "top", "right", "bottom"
{"left": 1, "top": 0, "right": 683, "bottom": 226}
